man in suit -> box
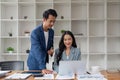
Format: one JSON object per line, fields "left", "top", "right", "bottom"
{"left": 27, "top": 9, "right": 57, "bottom": 74}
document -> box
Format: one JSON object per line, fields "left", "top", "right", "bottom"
{"left": 77, "top": 74, "right": 107, "bottom": 80}
{"left": 5, "top": 73, "right": 32, "bottom": 80}
{"left": 55, "top": 74, "right": 74, "bottom": 79}
{"left": 35, "top": 74, "right": 54, "bottom": 80}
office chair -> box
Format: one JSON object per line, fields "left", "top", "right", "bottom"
{"left": 0, "top": 61, "right": 24, "bottom": 70}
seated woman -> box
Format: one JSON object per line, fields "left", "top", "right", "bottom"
{"left": 53, "top": 30, "right": 81, "bottom": 73}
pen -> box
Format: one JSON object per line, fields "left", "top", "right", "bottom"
{"left": 86, "top": 71, "right": 91, "bottom": 74}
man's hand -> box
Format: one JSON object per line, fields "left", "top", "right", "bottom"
{"left": 48, "top": 47, "right": 54, "bottom": 56}
{"left": 42, "top": 69, "right": 53, "bottom": 74}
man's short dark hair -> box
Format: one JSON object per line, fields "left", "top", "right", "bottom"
{"left": 43, "top": 9, "right": 57, "bottom": 19}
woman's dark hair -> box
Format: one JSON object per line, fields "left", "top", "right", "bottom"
{"left": 56, "top": 30, "right": 77, "bottom": 65}
{"left": 43, "top": 9, "right": 57, "bottom": 19}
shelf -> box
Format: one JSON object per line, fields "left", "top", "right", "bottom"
{"left": 71, "top": 20, "right": 87, "bottom": 37}
{"left": 89, "top": 20, "right": 105, "bottom": 36}
{"left": 18, "top": 21, "right": 35, "bottom": 36}
{"left": 1, "top": 3, "right": 18, "bottom": 19}
{"left": 18, "top": 36, "right": 30, "bottom": 38}
{"left": 89, "top": 53, "right": 106, "bottom": 55}
{"left": 1, "top": 21, "right": 18, "bottom": 37}
{"left": 18, "top": 38, "right": 30, "bottom": 53}
{"left": 107, "top": 18, "right": 120, "bottom": 21}
{"left": 18, "top": 2, "right": 35, "bottom": 6}
{"left": 89, "top": 2, "right": 105, "bottom": 19}
{"left": 1, "top": 2, "right": 18, "bottom": 5}
{"left": 71, "top": 0, "right": 87, "bottom": 3}
{"left": 1, "top": 19, "right": 18, "bottom": 21}
{"left": 89, "top": 37, "right": 105, "bottom": 53}
{"left": 81, "top": 53, "right": 88, "bottom": 55}
{"left": 36, "top": 3, "right": 53, "bottom": 19}
{"left": 54, "top": 20, "right": 71, "bottom": 36}
{"left": 107, "top": 37, "right": 120, "bottom": 53}
{"left": 36, "top": 0, "right": 53, "bottom": 3}
{"left": 2, "top": 53, "right": 28, "bottom": 56}
{"left": 81, "top": 54, "right": 88, "bottom": 63}
{"left": 1, "top": 0, "right": 18, "bottom": 3}
{"left": 1, "top": 38, "right": 17, "bottom": 53}
{"left": 107, "top": 2, "right": 120, "bottom": 19}
{"left": 1, "top": 55, "right": 18, "bottom": 61}
{"left": 107, "top": 20, "right": 120, "bottom": 36}
{"left": 89, "top": 54, "right": 106, "bottom": 70}
{"left": 107, "top": 52, "right": 120, "bottom": 55}
{"left": 53, "top": 0, "right": 70, "bottom": 3}
{"left": 1, "top": 36, "right": 17, "bottom": 38}
{"left": 36, "top": 21, "right": 42, "bottom": 27}
{"left": 107, "top": 54, "right": 120, "bottom": 69}
{"left": 89, "top": 0, "right": 105, "bottom": 3}
{"left": 18, "top": 53, "right": 29, "bottom": 56}
{"left": 18, "top": 3, "right": 35, "bottom": 20}
{"left": 18, "top": 0, "right": 35, "bottom": 3}
{"left": 71, "top": 2, "right": 87, "bottom": 20}
{"left": 2, "top": 53, "right": 18, "bottom": 55}
{"left": 53, "top": 3, "right": 71, "bottom": 20}
{"left": 107, "top": 0, "right": 120, "bottom": 3}
{"left": 54, "top": 38, "right": 60, "bottom": 49}
{"left": 76, "top": 37, "right": 87, "bottom": 53}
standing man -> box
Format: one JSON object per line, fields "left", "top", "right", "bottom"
{"left": 27, "top": 9, "right": 57, "bottom": 74}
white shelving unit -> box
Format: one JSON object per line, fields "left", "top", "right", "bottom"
{"left": 0, "top": 0, "right": 120, "bottom": 71}
{"left": 107, "top": 0, "right": 120, "bottom": 70}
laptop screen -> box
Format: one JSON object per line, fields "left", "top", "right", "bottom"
{"left": 58, "top": 61, "right": 86, "bottom": 75}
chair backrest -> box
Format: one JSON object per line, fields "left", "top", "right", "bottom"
{"left": 0, "top": 61, "right": 24, "bottom": 70}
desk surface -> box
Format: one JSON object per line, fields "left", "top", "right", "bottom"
{"left": 101, "top": 70, "right": 120, "bottom": 80}
{"left": 0, "top": 70, "right": 120, "bottom": 80}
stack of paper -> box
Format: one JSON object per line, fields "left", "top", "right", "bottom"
{"left": 5, "top": 73, "right": 32, "bottom": 80}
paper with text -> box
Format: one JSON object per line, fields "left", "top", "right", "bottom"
{"left": 55, "top": 74, "right": 74, "bottom": 79}
{"left": 35, "top": 74, "right": 54, "bottom": 80}
{"left": 5, "top": 73, "right": 31, "bottom": 80}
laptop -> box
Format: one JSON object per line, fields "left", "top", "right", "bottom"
{"left": 58, "top": 61, "right": 86, "bottom": 75}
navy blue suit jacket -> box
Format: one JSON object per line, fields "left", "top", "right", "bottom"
{"left": 27, "top": 24, "right": 54, "bottom": 70}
